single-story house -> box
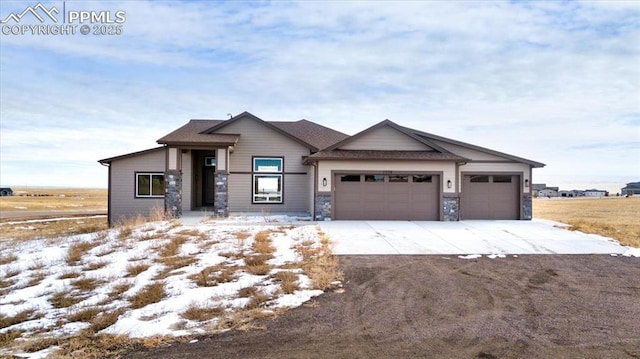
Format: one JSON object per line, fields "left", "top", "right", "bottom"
{"left": 621, "top": 182, "right": 640, "bottom": 196}
{"left": 0, "top": 188, "right": 13, "bottom": 196}
{"left": 99, "top": 112, "right": 545, "bottom": 225}
{"left": 584, "top": 189, "right": 608, "bottom": 197}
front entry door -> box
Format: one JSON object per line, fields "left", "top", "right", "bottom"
{"left": 203, "top": 167, "right": 216, "bottom": 206}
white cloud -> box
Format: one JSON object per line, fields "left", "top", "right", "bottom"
{"left": 0, "top": 0, "right": 638, "bottom": 191}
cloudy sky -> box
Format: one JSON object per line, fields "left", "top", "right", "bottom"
{"left": 1, "top": 0, "right": 638, "bottom": 193}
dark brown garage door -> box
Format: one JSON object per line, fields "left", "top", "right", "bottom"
{"left": 462, "top": 175, "right": 520, "bottom": 219}
{"left": 334, "top": 174, "right": 439, "bottom": 220}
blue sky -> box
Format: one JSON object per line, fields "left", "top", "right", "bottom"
{"left": 0, "top": 0, "right": 638, "bottom": 193}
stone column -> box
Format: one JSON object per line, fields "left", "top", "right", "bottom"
{"left": 214, "top": 172, "right": 229, "bottom": 217}
{"left": 442, "top": 193, "right": 460, "bottom": 221}
{"left": 165, "top": 170, "right": 182, "bottom": 218}
{"left": 314, "top": 193, "right": 332, "bottom": 221}
{"left": 523, "top": 193, "right": 532, "bottom": 220}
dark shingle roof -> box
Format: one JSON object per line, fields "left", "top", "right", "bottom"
{"left": 157, "top": 120, "right": 240, "bottom": 146}
{"left": 157, "top": 116, "right": 348, "bottom": 150}
{"left": 270, "top": 120, "right": 349, "bottom": 151}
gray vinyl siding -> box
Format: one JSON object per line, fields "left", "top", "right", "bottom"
{"left": 216, "top": 117, "right": 311, "bottom": 213}
{"left": 109, "top": 149, "right": 165, "bottom": 224}
{"left": 340, "top": 125, "right": 431, "bottom": 151}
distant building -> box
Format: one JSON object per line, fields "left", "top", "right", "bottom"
{"left": 584, "top": 189, "right": 607, "bottom": 197}
{"left": 621, "top": 182, "right": 640, "bottom": 196}
{"left": 533, "top": 184, "right": 558, "bottom": 197}
{"left": 559, "top": 190, "right": 585, "bottom": 198}
{"left": 0, "top": 187, "right": 13, "bottom": 196}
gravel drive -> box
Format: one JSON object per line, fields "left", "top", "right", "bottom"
{"left": 125, "top": 255, "right": 640, "bottom": 359}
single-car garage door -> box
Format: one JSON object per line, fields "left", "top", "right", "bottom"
{"left": 462, "top": 174, "right": 520, "bottom": 219}
{"left": 334, "top": 174, "right": 439, "bottom": 220}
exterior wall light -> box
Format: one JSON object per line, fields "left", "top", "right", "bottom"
{"left": 322, "top": 177, "right": 327, "bottom": 187}
{"left": 525, "top": 179, "right": 529, "bottom": 188}
{"left": 447, "top": 179, "right": 452, "bottom": 189}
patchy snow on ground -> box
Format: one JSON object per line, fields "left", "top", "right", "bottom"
{"left": 0, "top": 218, "right": 330, "bottom": 357}
{"left": 623, "top": 247, "right": 640, "bottom": 257}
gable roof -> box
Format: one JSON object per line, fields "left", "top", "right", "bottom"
{"left": 322, "top": 119, "right": 450, "bottom": 153}
{"left": 305, "top": 119, "right": 544, "bottom": 167}
{"left": 158, "top": 112, "right": 348, "bottom": 151}
{"left": 403, "top": 126, "right": 545, "bottom": 168}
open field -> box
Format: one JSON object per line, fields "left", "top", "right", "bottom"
{"left": 534, "top": 196, "right": 640, "bottom": 248}
{"left": 0, "top": 188, "right": 109, "bottom": 241}
{"left": 0, "top": 188, "right": 107, "bottom": 215}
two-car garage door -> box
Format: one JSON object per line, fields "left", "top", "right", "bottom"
{"left": 334, "top": 173, "right": 440, "bottom": 220}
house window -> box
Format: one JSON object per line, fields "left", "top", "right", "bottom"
{"left": 136, "top": 173, "right": 164, "bottom": 197}
{"left": 252, "top": 157, "right": 283, "bottom": 203}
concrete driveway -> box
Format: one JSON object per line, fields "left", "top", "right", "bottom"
{"left": 317, "top": 219, "right": 630, "bottom": 255}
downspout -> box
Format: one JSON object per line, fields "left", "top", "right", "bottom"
{"left": 99, "top": 161, "right": 112, "bottom": 227}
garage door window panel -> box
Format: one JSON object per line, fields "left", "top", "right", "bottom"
{"left": 470, "top": 175, "right": 489, "bottom": 183}
{"left": 493, "top": 175, "right": 512, "bottom": 183}
{"left": 365, "top": 174, "right": 384, "bottom": 182}
{"left": 413, "top": 175, "right": 432, "bottom": 183}
{"left": 340, "top": 175, "right": 361, "bottom": 182}
{"left": 389, "top": 175, "right": 409, "bottom": 183}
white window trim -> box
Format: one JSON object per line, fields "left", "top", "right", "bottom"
{"left": 252, "top": 157, "right": 284, "bottom": 204}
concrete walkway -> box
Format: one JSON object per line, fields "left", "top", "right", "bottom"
{"left": 318, "top": 219, "right": 629, "bottom": 255}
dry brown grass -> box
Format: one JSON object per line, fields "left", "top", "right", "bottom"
{"left": 252, "top": 230, "right": 275, "bottom": 255}
{"left": 126, "top": 263, "right": 150, "bottom": 277}
{"left": 0, "top": 217, "right": 108, "bottom": 242}
{"left": 66, "top": 241, "right": 100, "bottom": 265}
{"left": 157, "top": 235, "right": 189, "bottom": 257}
{"left": 294, "top": 232, "right": 343, "bottom": 290}
{"left": 83, "top": 260, "right": 109, "bottom": 271}
{"left": 534, "top": 197, "right": 640, "bottom": 247}
{"left": 180, "top": 304, "right": 225, "bottom": 322}
{"left": 272, "top": 271, "right": 300, "bottom": 294}
{"left": 25, "top": 271, "right": 47, "bottom": 288}
{"left": 71, "top": 277, "right": 103, "bottom": 292}
{"left": 0, "top": 309, "right": 41, "bottom": 329}
{"left": 244, "top": 254, "right": 273, "bottom": 275}
{"left": 49, "top": 290, "right": 85, "bottom": 309}
{"left": 190, "top": 265, "right": 237, "bottom": 287}
{"left": 244, "top": 289, "right": 270, "bottom": 309}
{"left": 67, "top": 307, "right": 102, "bottom": 323}
{"left": 129, "top": 282, "right": 166, "bottom": 309}
{"left": 0, "top": 254, "right": 17, "bottom": 265}
{"left": 58, "top": 271, "right": 82, "bottom": 279}
{"left": 88, "top": 309, "right": 126, "bottom": 333}
{"left": 0, "top": 329, "right": 22, "bottom": 346}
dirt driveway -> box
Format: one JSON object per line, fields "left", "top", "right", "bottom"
{"left": 126, "top": 255, "right": 640, "bottom": 359}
